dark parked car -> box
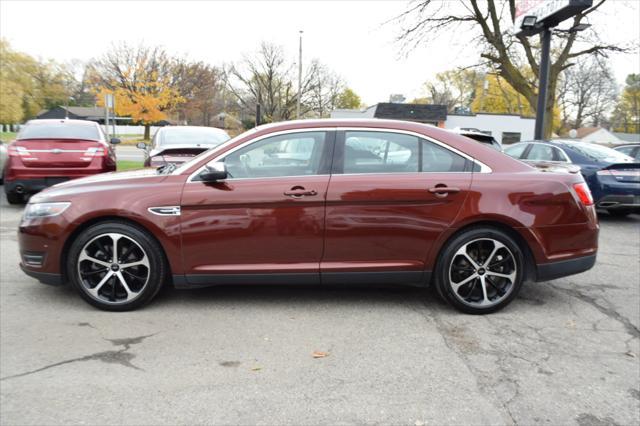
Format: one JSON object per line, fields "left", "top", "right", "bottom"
{"left": 614, "top": 144, "right": 640, "bottom": 161}
{"left": 19, "top": 119, "right": 598, "bottom": 313}
{"left": 453, "top": 129, "right": 502, "bottom": 151}
{"left": 140, "top": 126, "right": 230, "bottom": 168}
{"left": 4, "top": 119, "right": 119, "bottom": 204}
{"left": 504, "top": 140, "right": 639, "bottom": 217}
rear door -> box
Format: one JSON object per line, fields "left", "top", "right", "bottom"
{"left": 321, "top": 129, "right": 474, "bottom": 285}
{"left": 179, "top": 130, "right": 335, "bottom": 285}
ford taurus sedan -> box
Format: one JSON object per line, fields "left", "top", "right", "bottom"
{"left": 18, "top": 119, "right": 599, "bottom": 313}
{"left": 504, "top": 140, "right": 639, "bottom": 217}
{"left": 4, "top": 119, "right": 119, "bottom": 204}
{"left": 140, "top": 126, "right": 230, "bottom": 168}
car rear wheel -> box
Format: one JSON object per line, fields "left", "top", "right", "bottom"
{"left": 435, "top": 227, "right": 525, "bottom": 314}
{"left": 66, "top": 221, "right": 167, "bottom": 311}
{"left": 6, "top": 192, "right": 24, "bottom": 205}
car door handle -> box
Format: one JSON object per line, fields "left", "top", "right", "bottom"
{"left": 428, "top": 186, "right": 460, "bottom": 194}
{"left": 284, "top": 189, "right": 318, "bottom": 197}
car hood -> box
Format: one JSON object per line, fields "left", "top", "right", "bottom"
{"left": 30, "top": 168, "right": 172, "bottom": 203}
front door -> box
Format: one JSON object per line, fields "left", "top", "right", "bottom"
{"left": 321, "top": 130, "right": 473, "bottom": 284}
{"left": 180, "top": 130, "right": 334, "bottom": 285}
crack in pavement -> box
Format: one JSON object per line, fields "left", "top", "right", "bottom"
{"left": 550, "top": 284, "right": 640, "bottom": 339}
{"left": 0, "top": 333, "right": 156, "bottom": 381}
{"left": 407, "top": 299, "right": 519, "bottom": 425}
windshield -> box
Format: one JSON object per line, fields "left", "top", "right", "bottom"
{"left": 170, "top": 128, "right": 256, "bottom": 175}
{"left": 565, "top": 142, "right": 633, "bottom": 163}
{"left": 158, "top": 127, "right": 230, "bottom": 146}
{"left": 19, "top": 122, "right": 101, "bottom": 141}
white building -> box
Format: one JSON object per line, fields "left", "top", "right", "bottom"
{"left": 330, "top": 103, "right": 535, "bottom": 144}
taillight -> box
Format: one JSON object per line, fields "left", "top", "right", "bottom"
{"left": 597, "top": 169, "right": 640, "bottom": 178}
{"left": 8, "top": 146, "right": 30, "bottom": 157}
{"left": 573, "top": 182, "right": 594, "bottom": 206}
{"left": 85, "top": 147, "right": 107, "bottom": 157}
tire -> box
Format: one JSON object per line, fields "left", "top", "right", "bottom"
{"left": 6, "top": 192, "right": 24, "bottom": 205}
{"left": 66, "top": 221, "right": 167, "bottom": 311}
{"left": 434, "top": 227, "right": 525, "bottom": 315}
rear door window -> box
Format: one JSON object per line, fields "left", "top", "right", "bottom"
{"left": 504, "top": 143, "right": 527, "bottom": 159}
{"left": 526, "top": 144, "right": 555, "bottom": 161}
{"left": 343, "top": 131, "right": 419, "bottom": 174}
{"left": 421, "top": 140, "right": 467, "bottom": 172}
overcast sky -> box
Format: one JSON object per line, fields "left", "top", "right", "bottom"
{"left": 1, "top": 0, "right": 639, "bottom": 106}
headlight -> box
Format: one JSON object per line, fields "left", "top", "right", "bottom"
{"left": 23, "top": 202, "right": 71, "bottom": 219}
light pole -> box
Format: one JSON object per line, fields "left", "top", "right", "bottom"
{"left": 532, "top": 23, "right": 591, "bottom": 140}
{"left": 296, "top": 30, "right": 303, "bottom": 120}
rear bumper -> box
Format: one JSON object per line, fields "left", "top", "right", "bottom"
{"left": 20, "top": 263, "right": 63, "bottom": 286}
{"left": 536, "top": 254, "right": 596, "bottom": 282}
{"left": 4, "top": 177, "right": 69, "bottom": 195}
{"left": 597, "top": 194, "right": 640, "bottom": 211}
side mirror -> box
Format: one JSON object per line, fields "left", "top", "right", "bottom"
{"left": 199, "top": 162, "right": 228, "bottom": 182}
{"left": 136, "top": 142, "right": 147, "bottom": 150}
{"left": 110, "top": 137, "right": 121, "bottom": 145}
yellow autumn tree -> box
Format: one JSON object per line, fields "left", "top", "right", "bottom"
{"left": 472, "top": 73, "right": 561, "bottom": 135}
{"left": 90, "top": 44, "right": 184, "bottom": 139}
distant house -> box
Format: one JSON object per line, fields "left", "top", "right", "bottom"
{"left": 35, "top": 106, "right": 173, "bottom": 126}
{"left": 37, "top": 106, "right": 110, "bottom": 123}
{"left": 331, "top": 103, "right": 535, "bottom": 144}
{"left": 612, "top": 132, "right": 640, "bottom": 144}
{"left": 569, "top": 127, "right": 639, "bottom": 145}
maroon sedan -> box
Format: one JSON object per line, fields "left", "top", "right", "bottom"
{"left": 4, "top": 119, "right": 119, "bottom": 204}
{"left": 18, "top": 119, "right": 598, "bottom": 313}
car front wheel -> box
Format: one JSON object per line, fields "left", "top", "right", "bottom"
{"left": 66, "top": 221, "right": 167, "bottom": 311}
{"left": 435, "top": 227, "right": 525, "bottom": 314}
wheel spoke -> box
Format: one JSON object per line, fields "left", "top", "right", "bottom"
{"left": 88, "top": 271, "right": 113, "bottom": 297}
{"left": 120, "top": 258, "right": 149, "bottom": 269}
{"left": 115, "top": 271, "right": 138, "bottom": 300}
{"left": 451, "top": 273, "right": 478, "bottom": 293}
{"left": 486, "top": 271, "right": 516, "bottom": 281}
{"left": 479, "top": 276, "right": 490, "bottom": 305}
{"left": 81, "top": 268, "right": 108, "bottom": 277}
{"left": 79, "top": 251, "right": 111, "bottom": 268}
{"left": 110, "top": 234, "right": 121, "bottom": 264}
{"left": 483, "top": 241, "right": 505, "bottom": 267}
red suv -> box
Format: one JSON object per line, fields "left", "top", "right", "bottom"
{"left": 4, "top": 119, "right": 118, "bottom": 204}
{"left": 18, "top": 119, "right": 599, "bottom": 313}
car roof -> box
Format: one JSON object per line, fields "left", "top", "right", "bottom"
{"left": 25, "top": 119, "right": 99, "bottom": 127}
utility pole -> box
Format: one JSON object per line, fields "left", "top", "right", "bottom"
{"left": 296, "top": 30, "right": 303, "bottom": 120}
{"left": 534, "top": 28, "right": 552, "bottom": 140}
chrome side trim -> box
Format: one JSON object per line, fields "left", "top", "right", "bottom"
{"left": 148, "top": 206, "right": 181, "bottom": 216}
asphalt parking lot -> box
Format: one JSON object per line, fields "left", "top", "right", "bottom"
{"left": 1, "top": 193, "right": 638, "bottom": 426}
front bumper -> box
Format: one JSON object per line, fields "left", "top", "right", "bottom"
{"left": 20, "top": 263, "right": 63, "bottom": 285}
{"left": 536, "top": 254, "right": 597, "bottom": 282}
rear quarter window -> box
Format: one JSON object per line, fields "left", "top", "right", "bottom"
{"left": 19, "top": 123, "right": 101, "bottom": 141}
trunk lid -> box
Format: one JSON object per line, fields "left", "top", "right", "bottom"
{"left": 599, "top": 163, "right": 640, "bottom": 183}
{"left": 14, "top": 139, "right": 106, "bottom": 168}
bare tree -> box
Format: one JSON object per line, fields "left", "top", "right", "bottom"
{"left": 225, "top": 43, "right": 346, "bottom": 123}
{"left": 394, "top": 0, "right": 630, "bottom": 137}
{"left": 173, "top": 61, "right": 226, "bottom": 126}
{"left": 558, "top": 57, "right": 618, "bottom": 130}
{"left": 419, "top": 69, "right": 480, "bottom": 112}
